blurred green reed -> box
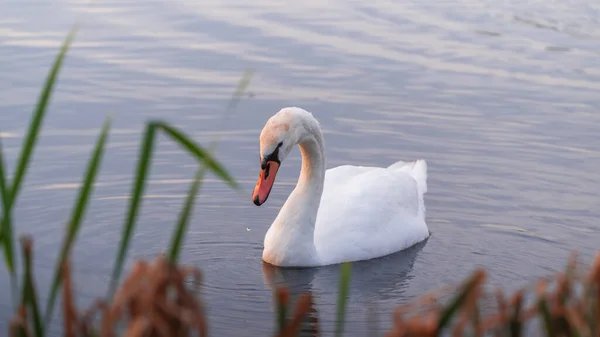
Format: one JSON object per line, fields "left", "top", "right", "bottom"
{"left": 0, "top": 25, "right": 259, "bottom": 336}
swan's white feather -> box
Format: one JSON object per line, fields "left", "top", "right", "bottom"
{"left": 314, "top": 160, "right": 429, "bottom": 265}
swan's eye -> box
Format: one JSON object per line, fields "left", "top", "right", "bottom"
{"left": 278, "top": 141, "right": 283, "bottom": 148}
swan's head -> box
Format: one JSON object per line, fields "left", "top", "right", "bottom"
{"left": 252, "top": 108, "right": 308, "bottom": 206}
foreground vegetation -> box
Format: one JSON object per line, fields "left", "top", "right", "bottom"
{"left": 1, "top": 25, "right": 598, "bottom": 337}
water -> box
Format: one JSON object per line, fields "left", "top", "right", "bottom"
{"left": 1, "top": 0, "right": 599, "bottom": 335}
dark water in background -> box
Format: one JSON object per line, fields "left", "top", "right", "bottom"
{"left": 1, "top": 0, "right": 599, "bottom": 335}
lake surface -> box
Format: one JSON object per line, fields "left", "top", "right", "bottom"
{"left": 1, "top": 0, "right": 599, "bottom": 335}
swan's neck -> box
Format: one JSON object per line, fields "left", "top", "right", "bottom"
{"left": 263, "top": 125, "right": 325, "bottom": 267}
{"left": 295, "top": 134, "right": 326, "bottom": 209}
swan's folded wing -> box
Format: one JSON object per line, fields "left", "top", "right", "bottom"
{"left": 323, "top": 164, "right": 380, "bottom": 187}
{"left": 314, "top": 167, "right": 428, "bottom": 264}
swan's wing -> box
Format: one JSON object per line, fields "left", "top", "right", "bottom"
{"left": 320, "top": 161, "right": 426, "bottom": 219}
{"left": 322, "top": 164, "right": 380, "bottom": 187}
{"left": 325, "top": 160, "right": 426, "bottom": 195}
{"left": 314, "top": 161, "right": 429, "bottom": 264}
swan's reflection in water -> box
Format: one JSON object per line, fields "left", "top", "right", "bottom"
{"left": 262, "top": 239, "right": 428, "bottom": 336}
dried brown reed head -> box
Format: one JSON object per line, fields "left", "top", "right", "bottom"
{"left": 60, "top": 254, "right": 207, "bottom": 337}
{"left": 385, "top": 252, "right": 600, "bottom": 337}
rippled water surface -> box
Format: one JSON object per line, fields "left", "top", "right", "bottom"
{"left": 1, "top": 0, "right": 599, "bottom": 335}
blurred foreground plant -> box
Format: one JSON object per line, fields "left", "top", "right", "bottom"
{"left": 11, "top": 237, "right": 208, "bottom": 337}
{"left": 0, "top": 24, "right": 251, "bottom": 336}
{"left": 9, "top": 236, "right": 600, "bottom": 337}
{"left": 383, "top": 252, "right": 599, "bottom": 337}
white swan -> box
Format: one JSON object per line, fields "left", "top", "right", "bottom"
{"left": 252, "top": 107, "right": 430, "bottom": 267}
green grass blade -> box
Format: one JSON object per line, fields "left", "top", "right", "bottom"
{"left": 209, "top": 69, "right": 254, "bottom": 150}
{"left": 275, "top": 288, "right": 289, "bottom": 334}
{"left": 224, "top": 69, "right": 254, "bottom": 117}
{"left": 509, "top": 292, "right": 523, "bottom": 337}
{"left": 0, "top": 138, "right": 18, "bottom": 310}
{"left": 335, "top": 262, "right": 352, "bottom": 337}
{"left": 166, "top": 70, "right": 252, "bottom": 263}
{"left": 152, "top": 122, "right": 239, "bottom": 190}
{"left": 437, "top": 270, "right": 485, "bottom": 334}
{"left": 277, "top": 297, "right": 287, "bottom": 334}
{"left": 538, "top": 298, "right": 556, "bottom": 337}
{"left": 20, "top": 236, "right": 44, "bottom": 337}
{"left": 1, "top": 23, "right": 78, "bottom": 316}
{"left": 44, "top": 117, "right": 111, "bottom": 325}
{"left": 10, "top": 24, "right": 78, "bottom": 203}
{"left": 108, "top": 119, "right": 238, "bottom": 299}
{"left": 167, "top": 166, "right": 205, "bottom": 263}
{"left": 0, "top": 138, "right": 15, "bottom": 274}
{"left": 106, "top": 122, "right": 156, "bottom": 301}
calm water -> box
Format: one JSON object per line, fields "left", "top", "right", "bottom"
{"left": 1, "top": 0, "right": 599, "bottom": 335}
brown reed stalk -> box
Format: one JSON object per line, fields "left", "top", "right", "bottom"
{"left": 61, "top": 254, "right": 208, "bottom": 337}
{"left": 9, "top": 305, "right": 31, "bottom": 337}
{"left": 275, "top": 293, "right": 314, "bottom": 337}
{"left": 61, "top": 258, "right": 78, "bottom": 337}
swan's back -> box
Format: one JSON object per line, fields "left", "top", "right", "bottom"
{"left": 314, "top": 159, "right": 429, "bottom": 265}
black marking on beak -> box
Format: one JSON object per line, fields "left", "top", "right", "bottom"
{"left": 261, "top": 141, "right": 283, "bottom": 169}
{"left": 253, "top": 194, "right": 261, "bottom": 206}
{"left": 264, "top": 162, "right": 271, "bottom": 179}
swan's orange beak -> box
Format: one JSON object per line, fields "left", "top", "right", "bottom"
{"left": 252, "top": 161, "right": 279, "bottom": 206}
{"left": 252, "top": 161, "right": 280, "bottom": 206}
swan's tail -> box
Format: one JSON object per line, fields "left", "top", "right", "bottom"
{"left": 387, "top": 159, "right": 428, "bottom": 216}
{"left": 387, "top": 159, "right": 427, "bottom": 194}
